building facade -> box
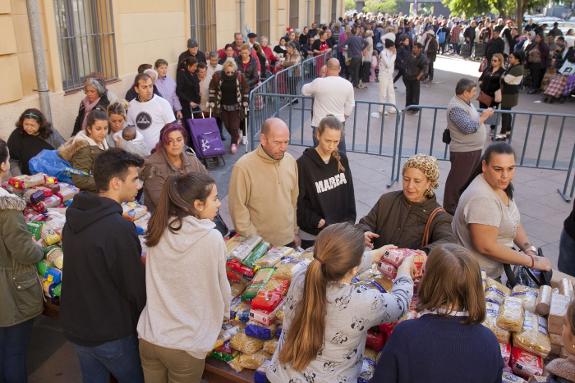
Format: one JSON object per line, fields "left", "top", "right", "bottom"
{"left": 0, "top": 0, "right": 344, "bottom": 140}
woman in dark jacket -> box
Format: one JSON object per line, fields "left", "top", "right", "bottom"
{"left": 498, "top": 51, "right": 524, "bottom": 140}
{"left": 7, "top": 108, "right": 65, "bottom": 175}
{"left": 235, "top": 44, "right": 260, "bottom": 91}
{"left": 297, "top": 116, "right": 356, "bottom": 249}
{"left": 176, "top": 57, "right": 201, "bottom": 121}
{"left": 71, "top": 77, "right": 110, "bottom": 136}
{"left": 525, "top": 33, "right": 549, "bottom": 94}
{"left": 478, "top": 53, "right": 505, "bottom": 133}
{"left": 0, "top": 139, "right": 44, "bottom": 382}
{"left": 357, "top": 154, "right": 455, "bottom": 253}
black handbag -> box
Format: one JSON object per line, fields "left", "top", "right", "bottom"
{"left": 504, "top": 248, "right": 552, "bottom": 289}
{"left": 213, "top": 213, "right": 230, "bottom": 237}
{"left": 442, "top": 128, "right": 451, "bottom": 144}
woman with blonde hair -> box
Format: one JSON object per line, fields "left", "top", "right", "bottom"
{"left": 372, "top": 243, "right": 504, "bottom": 383}
{"left": 267, "top": 222, "right": 413, "bottom": 382}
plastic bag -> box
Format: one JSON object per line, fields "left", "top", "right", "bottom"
{"left": 230, "top": 332, "right": 264, "bottom": 355}
{"left": 255, "top": 246, "right": 293, "bottom": 268}
{"left": 237, "top": 350, "right": 269, "bottom": 370}
{"left": 274, "top": 257, "right": 309, "bottom": 280}
{"left": 485, "top": 278, "right": 511, "bottom": 305}
{"left": 227, "top": 356, "right": 244, "bottom": 373}
{"left": 357, "top": 357, "right": 377, "bottom": 383}
{"left": 497, "top": 297, "right": 525, "bottom": 333}
{"left": 242, "top": 241, "right": 270, "bottom": 269}
{"left": 254, "top": 360, "right": 272, "bottom": 383}
{"left": 512, "top": 312, "right": 551, "bottom": 357}
{"left": 510, "top": 347, "right": 543, "bottom": 379}
{"left": 483, "top": 302, "right": 511, "bottom": 343}
{"left": 29, "top": 149, "right": 88, "bottom": 184}
{"left": 245, "top": 322, "right": 276, "bottom": 340}
{"left": 511, "top": 285, "right": 538, "bottom": 313}
{"left": 262, "top": 338, "right": 278, "bottom": 354}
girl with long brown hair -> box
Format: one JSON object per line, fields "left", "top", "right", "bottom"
{"left": 137, "top": 172, "right": 231, "bottom": 383}
{"left": 266, "top": 222, "right": 413, "bottom": 383}
{"left": 296, "top": 115, "right": 356, "bottom": 249}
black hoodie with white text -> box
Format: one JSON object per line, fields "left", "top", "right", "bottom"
{"left": 297, "top": 148, "right": 356, "bottom": 236}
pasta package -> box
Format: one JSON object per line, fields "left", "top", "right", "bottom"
{"left": 512, "top": 312, "right": 551, "bottom": 358}
{"left": 274, "top": 257, "right": 310, "bottom": 280}
{"left": 560, "top": 278, "right": 574, "bottom": 299}
{"left": 255, "top": 247, "right": 293, "bottom": 268}
{"left": 511, "top": 285, "right": 539, "bottom": 313}
{"left": 502, "top": 371, "right": 527, "bottom": 383}
{"left": 510, "top": 347, "right": 543, "bottom": 379}
{"left": 242, "top": 268, "right": 275, "bottom": 301}
{"left": 483, "top": 302, "right": 511, "bottom": 343}
{"left": 227, "top": 356, "right": 244, "bottom": 373}
{"left": 237, "top": 350, "right": 270, "bottom": 370}
{"left": 262, "top": 338, "right": 278, "bottom": 354}
{"left": 535, "top": 285, "right": 552, "bottom": 316}
{"left": 549, "top": 293, "right": 571, "bottom": 335}
{"left": 230, "top": 332, "right": 264, "bottom": 355}
{"left": 497, "top": 297, "right": 525, "bottom": 333}
{"left": 230, "top": 235, "right": 262, "bottom": 261}
{"left": 485, "top": 278, "right": 511, "bottom": 305}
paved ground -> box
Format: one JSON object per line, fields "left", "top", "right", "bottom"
{"left": 26, "top": 54, "right": 575, "bottom": 382}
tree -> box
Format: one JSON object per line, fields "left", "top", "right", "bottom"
{"left": 363, "top": 0, "right": 400, "bottom": 14}
{"left": 345, "top": 0, "right": 356, "bottom": 11}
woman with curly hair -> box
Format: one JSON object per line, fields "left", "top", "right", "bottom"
{"left": 7, "top": 108, "right": 65, "bottom": 175}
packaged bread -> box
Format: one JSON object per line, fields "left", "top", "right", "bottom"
{"left": 510, "top": 347, "right": 543, "bottom": 379}
{"left": 262, "top": 338, "right": 278, "bottom": 354}
{"left": 502, "top": 371, "right": 527, "bottom": 383}
{"left": 483, "top": 302, "right": 511, "bottom": 343}
{"left": 535, "top": 285, "right": 552, "bottom": 316}
{"left": 230, "top": 332, "right": 264, "bottom": 355}
{"left": 237, "top": 350, "right": 270, "bottom": 370}
{"left": 511, "top": 285, "right": 539, "bottom": 312}
{"left": 560, "top": 278, "right": 574, "bottom": 299}
{"left": 497, "top": 297, "right": 525, "bottom": 333}
{"left": 512, "top": 312, "right": 551, "bottom": 357}
{"left": 549, "top": 293, "right": 571, "bottom": 334}
{"left": 485, "top": 278, "right": 511, "bottom": 305}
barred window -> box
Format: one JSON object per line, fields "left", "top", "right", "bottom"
{"left": 54, "top": 0, "right": 117, "bottom": 91}
{"left": 256, "top": 0, "right": 270, "bottom": 38}
{"left": 314, "top": 0, "right": 321, "bottom": 24}
{"left": 190, "top": 0, "right": 217, "bottom": 52}
{"left": 289, "top": 0, "right": 299, "bottom": 29}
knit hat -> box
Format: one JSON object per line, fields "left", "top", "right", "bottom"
{"left": 403, "top": 154, "right": 440, "bottom": 196}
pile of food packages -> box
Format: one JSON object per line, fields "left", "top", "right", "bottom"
{"left": 482, "top": 272, "right": 574, "bottom": 383}
{"left": 1, "top": 173, "right": 150, "bottom": 305}
{"left": 214, "top": 239, "right": 427, "bottom": 382}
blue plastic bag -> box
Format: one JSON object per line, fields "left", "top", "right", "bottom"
{"left": 28, "top": 149, "right": 88, "bottom": 184}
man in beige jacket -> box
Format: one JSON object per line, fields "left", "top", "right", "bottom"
{"left": 228, "top": 118, "right": 300, "bottom": 247}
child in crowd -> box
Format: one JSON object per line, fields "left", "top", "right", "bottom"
{"left": 113, "top": 125, "right": 148, "bottom": 158}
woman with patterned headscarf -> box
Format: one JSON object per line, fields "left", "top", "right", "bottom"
{"left": 357, "top": 154, "right": 456, "bottom": 253}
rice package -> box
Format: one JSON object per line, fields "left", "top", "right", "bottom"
{"left": 237, "top": 350, "right": 270, "bottom": 370}
{"left": 274, "top": 257, "right": 310, "bottom": 280}
{"left": 549, "top": 293, "right": 571, "bottom": 334}
{"left": 497, "top": 297, "right": 525, "bottom": 333}
{"left": 535, "top": 285, "right": 552, "bottom": 316}
{"left": 485, "top": 278, "right": 511, "bottom": 305}
{"left": 227, "top": 258, "right": 255, "bottom": 278}
{"left": 560, "top": 278, "right": 574, "bottom": 299}
{"left": 230, "top": 235, "right": 262, "bottom": 261}
{"left": 255, "top": 247, "right": 293, "bottom": 268}
{"left": 357, "top": 357, "right": 377, "bottom": 383}
{"left": 510, "top": 347, "right": 543, "bottom": 379}
{"left": 500, "top": 342, "right": 511, "bottom": 366}
{"left": 502, "top": 371, "right": 527, "bottom": 383}
{"left": 262, "top": 338, "right": 278, "bottom": 354}
{"left": 511, "top": 285, "right": 539, "bottom": 313}
{"left": 483, "top": 302, "right": 511, "bottom": 343}
{"left": 242, "top": 268, "right": 275, "bottom": 301}
{"left": 230, "top": 332, "right": 264, "bottom": 355}
{"left": 513, "top": 312, "right": 551, "bottom": 357}
{"left": 245, "top": 322, "right": 276, "bottom": 340}
{"left": 242, "top": 241, "right": 270, "bottom": 269}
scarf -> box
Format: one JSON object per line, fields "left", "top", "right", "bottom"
{"left": 546, "top": 356, "right": 575, "bottom": 382}
{"left": 81, "top": 96, "right": 101, "bottom": 131}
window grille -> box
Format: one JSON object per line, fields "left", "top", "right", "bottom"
{"left": 289, "top": 0, "right": 299, "bottom": 29}
{"left": 190, "top": 0, "right": 217, "bottom": 52}
{"left": 256, "top": 0, "right": 270, "bottom": 38}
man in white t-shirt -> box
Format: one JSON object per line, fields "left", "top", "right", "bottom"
{"left": 127, "top": 73, "right": 176, "bottom": 153}
{"left": 301, "top": 58, "right": 355, "bottom": 153}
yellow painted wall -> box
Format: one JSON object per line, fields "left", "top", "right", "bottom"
{"left": 216, "top": 0, "right": 239, "bottom": 49}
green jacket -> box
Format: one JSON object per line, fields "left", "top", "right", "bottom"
{"left": 0, "top": 188, "right": 44, "bottom": 327}
{"left": 58, "top": 132, "right": 106, "bottom": 192}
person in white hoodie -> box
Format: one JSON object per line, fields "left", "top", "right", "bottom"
{"left": 137, "top": 171, "right": 231, "bottom": 383}
{"left": 373, "top": 38, "right": 397, "bottom": 118}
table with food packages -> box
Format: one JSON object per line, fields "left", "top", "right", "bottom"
{"left": 5, "top": 172, "right": 575, "bottom": 383}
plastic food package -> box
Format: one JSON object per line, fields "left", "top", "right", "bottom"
{"left": 560, "top": 278, "right": 574, "bottom": 299}
{"left": 550, "top": 333, "right": 564, "bottom": 347}
{"left": 500, "top": 342, "right": 511, "bottom": 366}
{"left": 262, "top": 338, "right": 278, "bottom": 354}
{"left": 485, "top": 278, "right": 511, "bottom": 305}
{"left": 274, "top": 257, "right": 310, "bottom": 280}
{"left": 245, "top": 322, "right": 276, "bottom": 340}
{"left": 381, "top": 248, "right": 412, "bottom": 268}
{"left": 230, "top": 236, "right": 262, "bottom": 261}
{"left": 57, "top": 183, "right": 79, "bottom": 201}
{"left": 27, "top": 221, "right": 43, "bottom": 240}
{"left": 233, "top": 301, "right": 252, "bottom": 323}
{"left": 122, "top": 202, "right": 148, "bottom": 222}
{"left": 549, "top": 293, "right": 571, "bottom": 334}
{"left": 211, "top": 342, "right": 238, "bottom": 362}
{"left": 512, "top": 312, "right": 551, "bottom": 357}
{"left": 535, "top": 285, "right": 552, "bottom": 316}
{"left": 510, "top": 347, "right": 543, "bottom": 379}
{"left": 227, "top": 258, "right": 255, "bottom": 279}
{"left": 357, "top": 357, "right": 377, "bottom": 383}
{"left": 502, "top": 371, "right": 527, "bottom": 383}
{"left": 8, "top": 174, "right": 45, "bottom": 189}
{"left": 242, "top": 268, "right": 275, "bottom": 301}
{"left": 366, "top": 329, "right": 387, "bottom": 352}
{"left": 237, "top": 350, "right": 269, "bottom": 370}
{"left": 378, "top": 261, "right": 397, "bottom": 280}
{"left": 412, "top": 251, "right": 427, "bottom": 280}
{"left": 213, "top": 324, "right": 241, "bottom": 350}
{"left": 46, "top": 246, "right": 64, "bottom": 269}
{"left": 230, "top": 332, "right": 264, "bottom": 355}
{"left": 497, "top": 297, "right": 525, "bottom": 333}
{"left": 230, "top": 279, "right": 248, "bottom": 298}
{"left": 242, "top": 241, "right": 270, "bottom": 269}
{"left": 254, "top": 360, "right": 272, "bottom": 383}
{"left": 41, "top": 227, "right": 61, "bottom": 246}
{"left": 226, "top": 235, "right": 244, "bottom": 254}
{"left": 255, "top": 246, "right": 293, "bottom": 268}
{"left": 227, "top": 356, "right": 243, "bottom": 373}
{"left": 511, "top": 285, "right": 539, "bottom": 313}
{"left": 483, "top": 302, "right": 511, "bottom": 343}
{"left": 364, "top": 348, "right": 379, "bottom": 362}
{"left": 251, "top": 282, "right": 288, "bottom": 313}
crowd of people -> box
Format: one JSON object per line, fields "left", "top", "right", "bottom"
{"left": 1, "top": 13, "right": 575, "bottom": 383}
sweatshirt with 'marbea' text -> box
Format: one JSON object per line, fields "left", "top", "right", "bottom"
{"left": 296, "top": 147, "right": 356, "bottom": 236}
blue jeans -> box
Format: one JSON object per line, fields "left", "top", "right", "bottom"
{"left": 74, "top": 335, "right": 144, "bottom": 383}
{"left": 312, "top": 126, "right": 347, "bottom": 154}
{"left": 558, "top": 229, "right": 575, "bottom": 277}
{"left": 0, "top": 319, "right": 34, "bottom": 383}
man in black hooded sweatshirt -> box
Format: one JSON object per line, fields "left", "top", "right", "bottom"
{"left": 61, "top": 148, "right": 146, "bottom": 383}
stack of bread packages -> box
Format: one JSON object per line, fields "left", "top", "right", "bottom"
{"left": 547, "top": 279, "right": 573, "bottom": 359}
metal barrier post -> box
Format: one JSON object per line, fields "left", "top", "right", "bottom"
{"left": 558, "top": 143, "right": 575, "bottom": 202}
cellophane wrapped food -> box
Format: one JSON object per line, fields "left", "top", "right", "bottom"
{"left": 357, "top": 357, "right": 377, "bottom": 383}
{"left": 483, "top": 301, "right": 511, "bottom": 343}
{"left": 255, "top": 247, "right": 293, "bottom": 268}
{"left": 510, "top": 347, "right": 543, "bottom": 379}
{"left": 511, "top": 285, "right": 539, "bottom": 313}
{"left": 242, "top": 242, "right": 270, "bottom": 269}
{"left": 497, "top": 297, "right": 525, "bottom": 333}
{"left": 242, "top": 268, "right": 275, "bottom": 301}
{"left": 228, "top": 356, "right": 244, "bottom": 373}
{"left": 500, "top": 342, "right": 511, "bottom": 366}
{"left": 535, "top": 285, "right": 552, "bottom": 316}
{"left": 262, "top": 338, "right": 278, "bottom": 354}
{"left": 230, "top": 332, "right": 264, "bottom": 355}
{"left": 237, "top": 350, "right": 270, "bottom": 370}
{"left": 502, "top": 371, "right": 527, "bottom": 383}
{"left": 378, "top": 261, "right": 397, "bottom": 280}
{"left": 274, "top": 257, "right": 310, "bottom": 280}
{"left": 485, "top": 278, "right": 511, "bottom": 305}
{"left": 512, "top": 312, "right": 551, "bottom": 358}
{"left": 245, "top": 322, "right": 276, "bottom": 340}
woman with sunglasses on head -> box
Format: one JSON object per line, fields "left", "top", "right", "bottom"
{"left": 7, "top": 108, "right": 65, "bottom": 175}
{"left": 478, "top": 53, "right": 504, "bottom": 137}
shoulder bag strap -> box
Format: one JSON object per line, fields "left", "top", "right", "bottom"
{"left": 421, "top": 207, "right": 445, "bottom": 248}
